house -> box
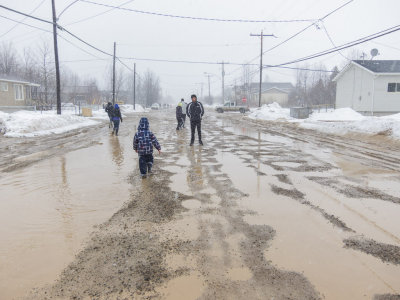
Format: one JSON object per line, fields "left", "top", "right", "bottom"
{"left": 62, "top": 85, "right": 100, "bottom": 105}
{"left": 250, "top": 82, "right": 294, "bottom": 107}
{"left": 333, "top": 60, "right": 400, "bottom": 115}
{"left": 0, "top": 74, "right": 40, "bottom": 107}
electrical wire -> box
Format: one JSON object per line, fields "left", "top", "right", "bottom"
{"left": 79, "top": 0, "right": 316, "bottom": 23}
{"left": 321, "top": 21, "right": 350, "bottom": 61}
{"left": 0, "top": 14, "right": 52, "bottom": 34}
{"left": 0, "top": 0, "right": 47, "bottom": 38}
{"left": 65, "top": 0, "right": 135, "bottom": 26}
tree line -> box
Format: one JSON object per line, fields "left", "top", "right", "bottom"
{"left": 0, "top": 41, "right": 162, "bottom": 107}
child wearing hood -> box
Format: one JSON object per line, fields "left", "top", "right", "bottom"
{"left": 112, "top": 103, "right": 123, "bottom": 136}
{"left": 133, "top": 117, "right": 161, "bottom": 178}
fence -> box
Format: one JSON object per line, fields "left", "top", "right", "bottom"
{"left": 0, "top": 106, "right": 36, "bottom": 113}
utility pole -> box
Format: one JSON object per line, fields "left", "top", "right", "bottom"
{"left": 112, "top": 42, "right": 116, "bottom": 105}
{"left": 221, "top": 61, "right": 225, "bottom": 104}
{"left": 51, "top": 0, "right": 61, "bottom": 115}
{"left": 133, "top": 63, "right": 136, "bottom": 111}
{"left": 250, "top": 31, "right": 274, "bottom": 107}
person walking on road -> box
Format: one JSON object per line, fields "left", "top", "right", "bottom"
{"left": 180, "top": 98, "right": 187, "bottom": 127}
{"left": 105, "top": 102, "right": 114, "bottom": 128}
{"left": 176, "top": 102, "right": 183, "bottom": 130}
{"left": 186, "top": 94, "right": 204, "bottom": 146}
{"left": 112, "top": 104, "right": 123, "bottom": 136}
{"left": 133, "top": 117, "right": 161, "bottom": 178}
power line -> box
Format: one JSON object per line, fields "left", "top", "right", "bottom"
{"left": 226, "top": 0, "right": 354, "bottom": 77}
{"left": 0, "top": 0, "right": 46, "bottom": 38}
{"left": 65, "top": 0, "right": 135, "bottom": 26}
{"left": 320, "top": 21, "right": 350, "bottom": 61}
{"left": 0, "top": 4, "right": 53, "bottom": 25}
{"left": 272, "top": 24, "right": 400, "bottom": 68}
{"left": 79, "top": 0, "right": 316, "bottom": 23}
{"left": 0, "top": 14, "right": 52, "bottom": 34}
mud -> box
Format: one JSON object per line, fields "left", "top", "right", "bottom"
{"left": 307, "top": 176, "right": 400, "bottom": 204}
{"left": 344, "top": 236, "right": 400, "bottom": 265}
{"left": 2, "top": 110, "right": 400, "bottom": 299}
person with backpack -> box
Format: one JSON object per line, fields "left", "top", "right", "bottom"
{"left": 186, "top": 94, "right": 204, "bottom": 146}
{"left": 133, "top": 117, "right": 161, "bottom": 178}
{"left": 176, "top": 102, "right": 183, "bottom": 130}
{"left": 112, "top": 104, "right": 123, "bottom": 136}
{"left": 180, "top": 98, "right": 187, "bottom": 127}
{"left": 105, "top": 102, "right": 114, "bottom": 128}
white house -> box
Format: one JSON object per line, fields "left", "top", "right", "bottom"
{"left": 250, "top": 82, "right": 293, "bottom": 107}
{"left": 333, "top": 60, "right": 400, "bottom": 115}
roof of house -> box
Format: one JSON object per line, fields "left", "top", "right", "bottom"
{"left": 0, "top": 74, "right": 40, "bottom": 85}
{"left": 333, "top": 60, "right": 400, "bottom": 82}
{"left": 250, "top": 82, "right": 294, "bottom": 92}
{"left": 353, "top": 60, "right": 400, "bottom": 73}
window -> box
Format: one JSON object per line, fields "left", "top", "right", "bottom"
{"left": 397, "top": 83, "right": 400, "bottom": 92}
{"left": 0, "top": 82, "right": 8, "bottom": 92}
{"left": 388, "top": 83, "right": 396, "bottom": 92}
{"left": 14, "top": 84, "right": 24, "bottom": 100}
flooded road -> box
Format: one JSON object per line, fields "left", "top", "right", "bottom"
{"left": 1, "top": 110, "right": 400, "bottom": 299}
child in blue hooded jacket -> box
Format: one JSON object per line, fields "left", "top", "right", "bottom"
{"left": 112, "top": 104, "right": 123, "bottom": 136}
{"left": 133, "top": 117, "right": 161, "bottom": 178}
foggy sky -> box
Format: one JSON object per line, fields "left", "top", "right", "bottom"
{"left": 1, "top": 0, "right": 399, "bottom": 102}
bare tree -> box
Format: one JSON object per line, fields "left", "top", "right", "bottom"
{"left": 36, "top": 40, "right": 56, "bottom": 106}
{"left": 0, "top": 42, "right": 19, "bottom": 75}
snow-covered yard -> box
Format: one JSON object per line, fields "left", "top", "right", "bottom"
{"left": 248, "top": 103, "right": 400, "bottom": 139}
{"left": 0, "top": 104, "right": 145, "bottom": 137}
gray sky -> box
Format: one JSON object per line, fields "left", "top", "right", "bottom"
{"left": 1, "top": 0, "right": 400, "bottom": 102}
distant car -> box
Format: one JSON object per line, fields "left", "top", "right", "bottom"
{"left": 215, "top": 101, "right": 249, "bottom": 114}
{"left": 151, "top": 103, "right": 160, "bottom": 110}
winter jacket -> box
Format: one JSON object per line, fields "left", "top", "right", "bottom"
{"left": 181, "top": 102, "right": 187, "bottom": 115}
{"left": 105, "top": 103, "right": 114, "bottom": 116}
{"left": 133, "top": 117, "right": 161, "bottom": 155}
{"left": 112, "top": 104, "right": 123, "bottom": 121}
{"left": 176, "top": 106, "right": 183, "bottom": 120}
{"left": 186, "top": 101, "right": 204, "bottom": 122}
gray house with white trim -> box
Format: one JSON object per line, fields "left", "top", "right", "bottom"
{"left": 333, "top": 60, "right": 400, "bottom": 115}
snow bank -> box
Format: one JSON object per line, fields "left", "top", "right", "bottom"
{"left": 308, "top": 108, "right": 365, "bottom": 121}
{"left": 0, "top": 110, "right": 99, "bottom": 137}
{"left": 119, "top": 104, "right": 145, "bottom": 113}
{"left": 247, "top": 105, "right": 400, "bottom": 140}
{"left": 248, "top": 102, "right": 291, "bottom": 121}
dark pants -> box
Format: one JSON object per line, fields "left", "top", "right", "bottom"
{"left": 190, "top": 120, "right": 201, "bottom": 143}
{"left": 139, "top": 154, "right": 153, "bottom": 175}
{"left": 176, "top": 117, "right": 183, "bottom": 130}
{"left": 113, "top": 119, "right": 120, "bottom": 135}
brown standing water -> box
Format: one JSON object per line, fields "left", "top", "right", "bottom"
{"left": 0, "top": 110, "right": 400, "bottom": 299}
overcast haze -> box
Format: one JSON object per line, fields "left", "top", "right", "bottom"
{"left": 1, "top": 0, "right": 399, "bottom": 102}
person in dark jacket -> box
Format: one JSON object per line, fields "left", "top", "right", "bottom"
{"left": 186, "top": 94, "right": 204, "bottom": 146}
{"left": 105, "top": 102, "right": 114, "bottom": 128}
{"left": 112, "top": 104, "right": 123, "bottom": 136}
{"left": 133, "top": 117, "right": 161, "bottom": 178}
{"left": 176, "top": 102, "right": 183, "bottom": 130}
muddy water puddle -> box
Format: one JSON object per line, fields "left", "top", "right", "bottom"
{"left": 216, "top": 144, "right": 400, "bottom": 299}
{"left": 0, "top": 135, "right": 134, "bottom": 299}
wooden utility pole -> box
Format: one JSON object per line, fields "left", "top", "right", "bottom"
{"left": 250, "top": 31, "right": 274, "bottom": 107}
{"left": 51, "top": 0, "right": 61, "bottom": 114}
{"left": 133, "top": 63, "right": 136, "bottom": 111}
{"left": 112, "top": 42, "right": 116, "bottom": 105}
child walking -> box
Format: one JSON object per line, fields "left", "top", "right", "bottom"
{"left": 133, "top": 117, "right": 161, "bottom": 178}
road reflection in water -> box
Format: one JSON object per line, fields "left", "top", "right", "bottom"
{"left": 0, "top": 134, "right": 132, "bottom": 299}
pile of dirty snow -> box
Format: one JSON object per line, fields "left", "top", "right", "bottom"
{"left": 248, "top": 102, "right": 291, "bottom": 120}
{"left": 308, "top": 108, "right": 366, "bottom": 121}
{"left": 0, "top": 110, "right": 99, "bottom": 137}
